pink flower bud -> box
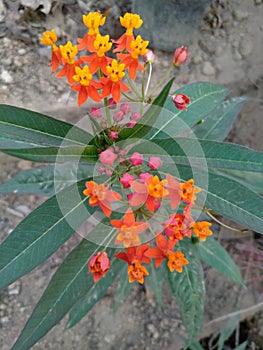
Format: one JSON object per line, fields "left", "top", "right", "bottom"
{"left": 172, "top": 94, "right": 191, "bottom": 111}
{"left": 110, "top": 131, "right": 118, "bottom": 141}
{"left": 130, "top": 112, "right": 141, "bottom": 121}
{"left": 113, "top": 110, "right": 124, "bottom": 122}
{"left": 120, "top": 173, "right": 135, "bottom": 188}
{"left": 120, "top": 102, "right": 131, "bottom": 115}
{"left": 101, "top": 118, "right": 107, "bottom": 129}
{"left": 98, "top": 166, "right": 105, "bottom": 174}
{"left": 126, "top": 120, "right": 137, "bottom": 128}
{"left": 148, "top": 156, "right": 162, "bottom": 170}
{"left": 107, "top": 97, "right": 117, "bottom": 109}
{"left": 105, "top": 169, "right": 113, "bottom": 177}
{"left": 90, "top": 107, "right": 102, "bottom": 119}
{"left": 130, "top": 152, "right": 143, "bottom": 166}
{"left": 99, "top": 148, "right": 117, "bottom": 166}
{"left": 127, "top": 193, "right": 134, "bottom": 202}
{"left": 139, "top": 172, "right": 151, "bottom": 182}
{"left": 173, "top": 46, "right": 188, "bottom": 66}
{"left": 88, "top": 252, "right": 110, "bottom": 283}
{"left": 143, "top": 49, "right": 155, "bottom": 64}
{"left": 154, "top": 201, "right": 161, "bottom": 211}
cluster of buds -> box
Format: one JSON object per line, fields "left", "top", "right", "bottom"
{"left": 40, "top": 11, "right": 190, "bottom": 109}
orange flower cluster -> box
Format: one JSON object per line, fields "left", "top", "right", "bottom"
{"left": 40, "top": 12, "right": 149, "bottom": 105}
{"left": 83, "top": 152, "right": 212, "bottom": 283}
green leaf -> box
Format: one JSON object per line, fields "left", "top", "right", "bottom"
{"left": 0, "top": 104, "right": 92, "bottom": 149}
{"left": 146, "top": 263, "right": 163, "bottom": 306}
{"left": 0, "top": 180, "right": 95, "bottom": 289}
{"left": 67, "top": 256, "right": 123, "bottom": 328}
{"left": 217, "top": 315, "right": 240, "bottom": 350}
{"left": 169, "top": 165, "right": 263, "bottom": 235}
{"left": 118, "top": 78, "right": 174, "bottom": 140}
{"left": 113, "top": 265, "right": 133, "bottom": 312}
{"left": 196, "top": 237, "right": 243, "bottom": 285}
{"left": 193, "top": 96, "right": 247, "bottom": 141}
{"left": 234, "top": 341, "right": 248, "bottom": 350}
{"left": 167, "top": 239, "right": 205, "bottom": 341}
{"left": 187, "top": 341, "right": 205, "bottom": 350}
{"left": 0, "top": 163, "right": 96, "bottom": 196}
{"left": 3, "top": 145, "right": 98, "bottom": 163}
{"left": 214, "top": 169, "right": 263, "bottom": 194}
{"left": 148, "top": 82, "right": 229, "bottom": 139}
{"left": 132, "top": 138, "right": 263, "bottom": 172}
{"left": 11, "top": 238, "right": 112, "bottom": 350}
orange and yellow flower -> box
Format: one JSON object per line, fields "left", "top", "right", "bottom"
{"left": 83, "top": 181, "right": 122, "bottom": 217}
{"left": 129, "top": 175, "right": 168, "bottom": 212}
{"left": 72, "top": 66, "right": 102, "bottom": 105}
{"left": 40, "top": 29, "right": 62, "bottom": 72}
{"left": 111, "top": 208, "right": 149, "bottom": 247}
{"left": 193, "top": 221, "right": 212, "bottom": 241}
{"left": 180, "top": 179, "right": 201, "bottom": 203}
{"left": 100, "top": 59, "right": 130, "bottom": 103}
{"left": 113, "top": 13, "right": 143, "bottom": 52}
{"left": 78, "top": 12, "right": 106, "bottom": 51}
{"left": 164, "top": 174, "right": 181, "bottom": 210}
{"left": 145, "top": 233, "right": 189, "bottom": 272}
{"left": 88, "top": 251, "right": 110, "bottom": 283}
{"left": 56, "top": 41, "right": 81, "bottom": 84}
{"left": 117, "top": 35, "right": 148, "bottom": 80}
{"left": 127, "top": 261, "right": 149, "bottom": 284}
{"left": 81, "top": 34, "right": 112, "bottom": 75}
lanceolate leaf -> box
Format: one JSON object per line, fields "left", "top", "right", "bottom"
{"left": 113, "top": 265, "right": 133, "bottom": 312}
{"left": 132, "top": 138, "right": 263, "bottom": 173}
{"left": 118, "top": 78, "right": 174, "bottom": 140}
{"left": 167, "top": 239, "right": 205, "bottom": 341}
{"left": 0, "top": 163, "right": 96, "bottom": 196}
{"left": 169, "top": 165, "right": 263, "bottom": 235}
{"left": 192, "top": 96, "right": 247, "bottom": 141}
{"left": 0, "top": 104, "right": 92, "bottom": 149}
{"left": 11, "top": 239, "right": 114, "bottom": 350}
{"left": 67, "top": 256, "right": 123, "bottom": 328}
{"left": 196, "top": 237, "right": 243, "bottom": 284}
{"left": 148, "top": 82, "right": 229, "bottom": 140}
{"left": 0, "top": 181, "right": 95, "bottom": 289}
{"left": 3, "top": 145, "right": 98, "bottom": 163}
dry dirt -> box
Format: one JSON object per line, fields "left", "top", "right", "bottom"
{"left": 0, "top": 0, "right": 263, "bottom": 349}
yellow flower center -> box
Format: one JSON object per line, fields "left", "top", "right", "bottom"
{"left": 94, "top": 34, "right": 112, "bottom": 57}
{"left": 60, "top": 41, "right": 78, "bottom": 64}
{"left": 106, "top": 59, "right": 125, "bottom": 83}
{"left": 130, "top": 35, "right": 149, "bottom": 59}
{"left": 83, "top": 12, "right": 106, "bottom": 35}
{"left": 120, "top": 13, "right": 143, "bottom": 35}
{"left": 73, "top": 66, "right": 92, "bottom": 86}
{"left": 147, "top": 176, "right": 168, "bottom": 198}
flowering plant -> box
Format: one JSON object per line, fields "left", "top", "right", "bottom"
{"left": 0, "top": 11, "right": 263, "bottom": 349}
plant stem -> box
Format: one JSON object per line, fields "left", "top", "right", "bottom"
{"left": 147, "top": 66, "right": 174, "bottom": 99}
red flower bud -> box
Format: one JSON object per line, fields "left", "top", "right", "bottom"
{"left": 173, "top": 46, "right": 188, "bottom": 67}
{"left": 88, "top": 252, "right": 110, "bottom": 283}
{"left": 172, "top": 94, "right": 191, "bottom": 111}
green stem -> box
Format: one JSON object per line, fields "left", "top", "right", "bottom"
{"left": 121, "top": 91, "right": 142, "bottom": 102}
{"left": 125, "top": 73, "right": 142, "bottom": 99}
{"left": 147, "top": 66, "right": 174, "bottom": 99}
{"left": 144, "top": 63, "right": 152, "bottom": 98}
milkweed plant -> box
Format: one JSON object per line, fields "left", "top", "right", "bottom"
{"left": 0, "top": 11, "right": 263, "bottom": 349}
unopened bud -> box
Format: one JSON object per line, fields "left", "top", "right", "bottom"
{"left": 173, "top": 46, "right": 188, "bottom": 67}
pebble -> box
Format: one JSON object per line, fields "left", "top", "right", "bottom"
{"left": 1, "top": 70, "right": 13, "bottom": 83}
{"left": 239, "top": 39, "right": 253, "bottom": 58}
{"left": 255, "top": 0, "right": 262, "bottom": 4}
{"left": 8, "top": 281, "right": 21, "bottom": 295}
{"left": 202, "top": 61, "right": 216, "bottom": 76}
{"left": 17, "top": 160, "right": 32, "bottom": 170}
{"left": 233, "top": 9, "right": 249, "bottom": 21}
{"left": 147, "top": 323, "right": 159, "bottom": 339}
{"left": 15, "top": 205, "right": 31, "bottom": 216}
{"left": 193, "top": 55, "right": 202, "bottom": 64}
{"left": 18, "top": 48, "right": 27, "bottom": 55}
{"left": 14, "top": 57, "right": 23, "bottom": 67}
{"left": 1, "top": 316, "right": 9, "bottom": 323}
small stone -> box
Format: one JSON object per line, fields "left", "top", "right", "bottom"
{"left": 8, "top": 281, "right": 21, "bottom": 295}
{"left": 18, "top": 48, "right": 27, "bottom": 55}
{"left": 233, "top": 9, "right": 249, "bottom": 21}
{"left": 0, "top": 304, "right": 7, "bottom": 310}
{"left": 1, "top": 316, "right": 9, "bottom": 323}
{"left": 255, "top": 0, "right": 262, "bottom": 5}
{"left": 104, "top": 334, "right": 115, "bottom": 343}
{"left": 199, "top": 34, "right": 218, "bottom": 54}
{"left": 202, "top": 61, "right": 216, "bottom": 76}
{"left": 15, "top": 205, "right": 31, "bottom": 216}
{"left": 14, "top": 57, "right": 22, "bottom": 67}
{"left": 1, "top": 70, "right": 13, "bottom": 83}
{"left": 215, "top": 46, "right": 223, "bottom": 57}
{"left": 17, "top": 160, "right": 32, "bottom": 170}
{"left": 3, "top": 57, "right": 13, "bottom": 66}
{"left": 233, "top": 51, "right": 242, "bottom": 61}
{"left": 239, "top": 39, "right": 253, "bottom": 58}
{"left": 3, "top": 37, "right": 11, "bottom": 46}
{"left": 193, "top": 55, "right": 202, "bottom": 64}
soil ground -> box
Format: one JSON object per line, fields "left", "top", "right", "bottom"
{"left": 0, "top": 0, "right": 263, "bottom": 349}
